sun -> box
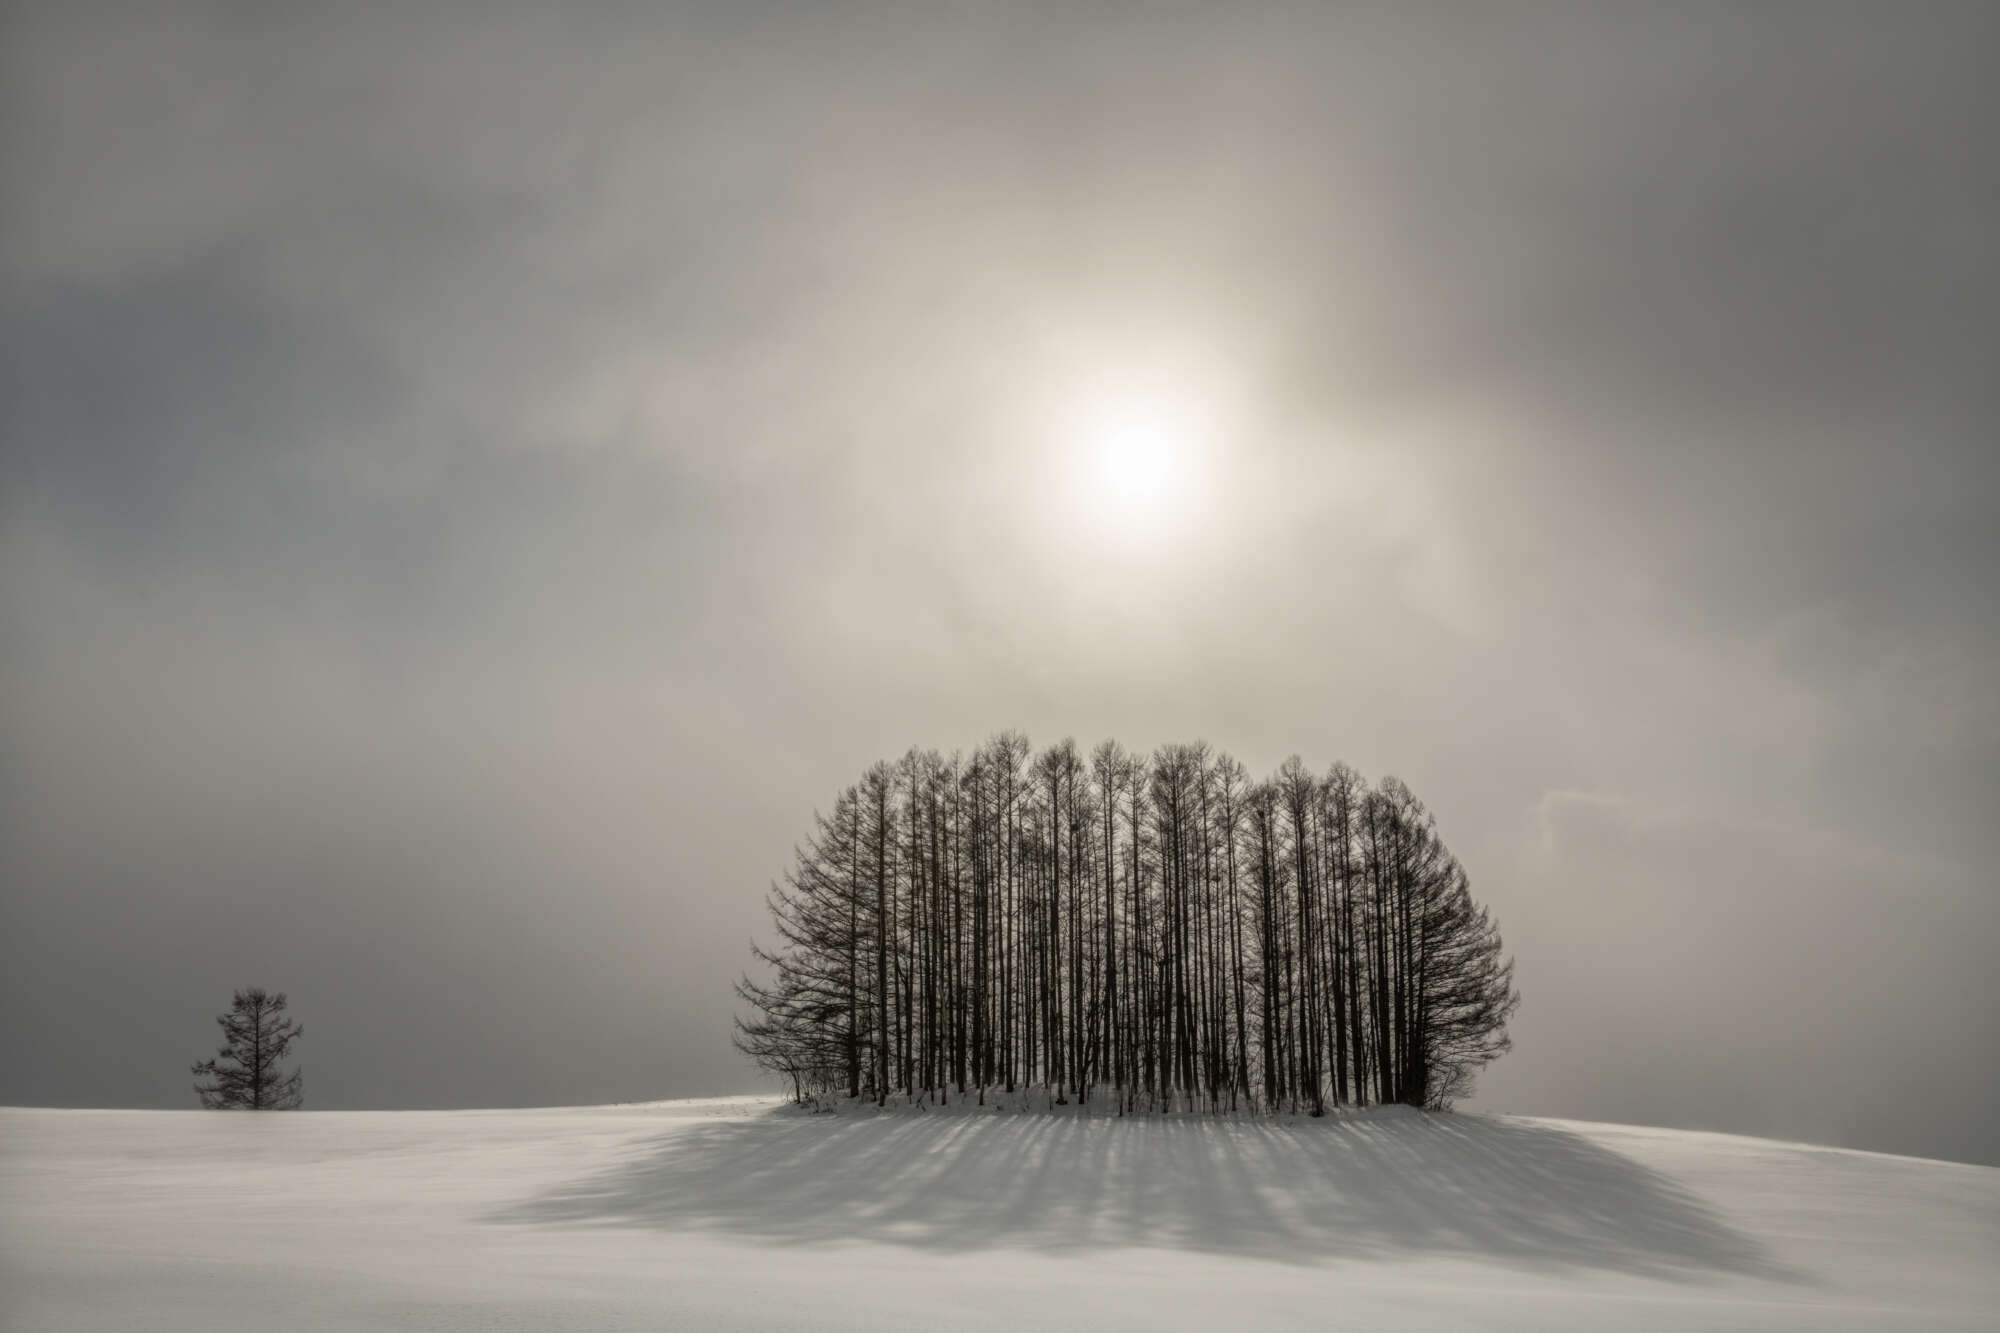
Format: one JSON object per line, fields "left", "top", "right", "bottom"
{"left": 1059, "top": 371, "right": 1224, "bottom": 540}
{"left": 1095, "top": 413, "right": 1181, "bottom": 509}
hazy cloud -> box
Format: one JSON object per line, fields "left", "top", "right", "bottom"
{"left": 2, "top": 3, "right": 1993, "bottom": 1158}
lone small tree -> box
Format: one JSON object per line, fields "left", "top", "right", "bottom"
{"left": 192, "top": 987, "right": 304, "bottom": 1109}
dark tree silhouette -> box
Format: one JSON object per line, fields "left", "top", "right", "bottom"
{"left": 192, "top": 987, "right": 304, "bottom": 1109}
{"left": 737, "top": 737, "right": 1519, "bottom": 1112}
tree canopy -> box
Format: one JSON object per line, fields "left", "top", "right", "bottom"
{"left": 738, "top": 737, "right": 1517, "bottom": 1112}
{"left": 192, "top": 987, "right": 304, "bottom": 1110}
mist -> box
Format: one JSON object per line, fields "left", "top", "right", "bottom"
{"left": 2, "top": 3, "right": 1994, "bottom": 1164}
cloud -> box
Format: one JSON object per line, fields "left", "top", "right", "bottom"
{"left": 1476, "top": 791, "right": 1998, "bottom": 1163}
{"left": 0, "top": 3, "right": 1992, "bottom": 1160}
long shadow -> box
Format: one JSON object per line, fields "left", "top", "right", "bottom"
{"left": 489, "top": 1108, "right": 1806, "bottom": 1281}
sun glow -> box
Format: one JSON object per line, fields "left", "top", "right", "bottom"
{"left": 1050, "top": 336, "right": 1238, "bottom": 543}
{"left": 1097, "top": 416, "right": 1180, "bottom": 507}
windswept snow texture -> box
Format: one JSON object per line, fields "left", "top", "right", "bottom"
{"left": 3, "top": 1098, "right": 1994, "bottom": 1331}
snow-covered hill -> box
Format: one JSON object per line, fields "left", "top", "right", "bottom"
{"left": 3, "top": 1096, "right": 1993, "bottom": 1330}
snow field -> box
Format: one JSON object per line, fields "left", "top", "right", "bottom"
{"left": 2, "top": 1096, "right": 1994, "bottom": 1330}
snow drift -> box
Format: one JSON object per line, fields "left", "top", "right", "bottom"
{"left": 3, "top": 1097, "right": 1993, "bottom": 1330}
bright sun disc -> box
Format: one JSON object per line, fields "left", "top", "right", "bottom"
{"left": 1098, "top": 419, "right": 1177, "bottom": 506}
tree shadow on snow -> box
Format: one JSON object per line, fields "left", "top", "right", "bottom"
{"left": 489, "top": 1108, "right": 1807, "bottom": 1281}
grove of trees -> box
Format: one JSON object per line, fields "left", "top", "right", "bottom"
{"left": 192, "top": 987, "right": 304, "bottom": 1109}
{"left": 737, "top": 736, "right": 1518, "bottom": 1113}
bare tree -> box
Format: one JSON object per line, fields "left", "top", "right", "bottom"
{"left": 191, "top": 987, "right": 303, "bottom": 1109}
{"left": 736, "top": 738, "right": 1519, "bottom": 1114}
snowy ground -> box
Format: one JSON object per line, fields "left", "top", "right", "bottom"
{"left": 3, "top": 1096, "right": 1994, "bottom": 1331}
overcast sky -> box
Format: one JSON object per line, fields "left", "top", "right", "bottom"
{"left": 2, "top": 3, "right": 1994, "bottom": 1164}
